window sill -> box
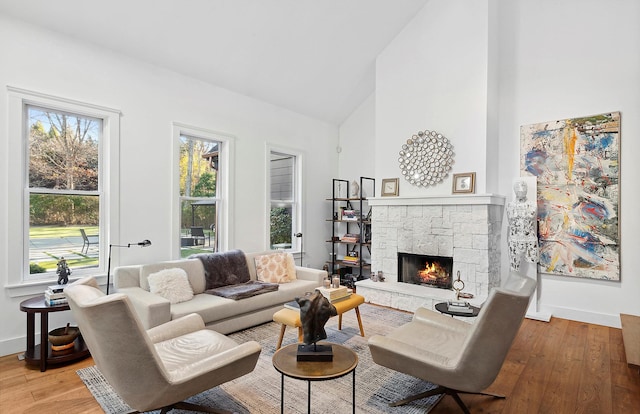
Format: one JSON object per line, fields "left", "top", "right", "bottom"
{"left": 5, "top": 275, "right": 107, "bottom": 298}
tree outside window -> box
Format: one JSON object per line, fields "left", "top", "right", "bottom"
{"left": 27, "top": 106, "right": 102, "bottom": 275}
{"left": 179, "top": 135, "right": 219, "bottom": 256}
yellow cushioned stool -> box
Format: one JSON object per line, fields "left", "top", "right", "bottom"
{"left": 272, "top": 293, "right": 366, "bottom": 349}
{"left": 272, "top": 308, "right": 303, "bottom": 349}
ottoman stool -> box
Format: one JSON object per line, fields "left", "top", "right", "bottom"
{"left": 273, "top": 308, "right": 302, "bottom": 349}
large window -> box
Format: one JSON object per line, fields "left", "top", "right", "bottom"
{"left": 178, "top": 134, "right": 221, "bottom": 257}
{"left": 269, "top": 149, "right": 301, "bottom": 251}
{"left": 7, "top": 87, "right": 119, "bottom": 289}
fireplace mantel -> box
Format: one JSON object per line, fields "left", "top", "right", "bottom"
{"left": 367, "top": 193, "right": 505, "bottom": 207}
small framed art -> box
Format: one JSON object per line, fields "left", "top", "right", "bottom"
{"left": 381, "top": 178, "right": 399, "bottom": 197}
{"left": 452, "top": 172, "right": 475, "bottom": 194}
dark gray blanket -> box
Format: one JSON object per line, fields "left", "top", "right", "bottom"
{"left": 190, "top": 249, "right": 251, "bottom": 289}
{"left": 205, "top": 280, "right": 279, "bottom": 300}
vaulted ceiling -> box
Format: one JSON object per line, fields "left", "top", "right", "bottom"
{"left": 0, "top": 0, "right": 429, "bottom": 125}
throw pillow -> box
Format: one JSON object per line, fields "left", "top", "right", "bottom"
{"left": 254, "top": 252, "right": 297, "bottom": 284}
{"left": 147, "top": 268, "right": 194, "bottom": 304}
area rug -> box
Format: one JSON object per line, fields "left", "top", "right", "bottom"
{"left": 77, "top": 303, "right": 443, "bottom": 413}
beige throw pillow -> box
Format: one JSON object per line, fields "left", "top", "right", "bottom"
{"left": 255, "top": 252, "right": 297, "bottom": 283}
{"left": 147, "top": 268, "right": 194, "bottom": 304}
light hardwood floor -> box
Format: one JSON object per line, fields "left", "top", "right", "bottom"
{"left": 0, "top": 317, "right": 638, "bottom": 414}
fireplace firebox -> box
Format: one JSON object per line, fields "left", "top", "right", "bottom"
{"left": 397, "top": 253, "right": 453, "bottom": 289}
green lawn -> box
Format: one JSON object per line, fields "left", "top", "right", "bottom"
{"left": 29, "top": 225, "right": 99, "bottom": 273}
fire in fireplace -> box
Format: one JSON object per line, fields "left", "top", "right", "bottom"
{"left": 397, "top": 253, "right": 453, "bottom": 289}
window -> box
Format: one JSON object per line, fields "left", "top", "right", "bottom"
{"left": 175, "top": 125, "right": 232, "bottom": 258}
{"left": 269, "top": 149, "right": 301, "bottom": 251}
{"left": 7, "top": 87, "right": 120, "bottom": 289}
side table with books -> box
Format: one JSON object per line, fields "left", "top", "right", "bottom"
{"left": 19, "top": 288, "right": 90, "bottom": 371}
{"left": 435, "top": 300, "right": 481, "bottom": 318}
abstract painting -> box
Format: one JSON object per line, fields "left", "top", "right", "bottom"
{"left": 520, "top": 112, "right": 620, "bottom": 280}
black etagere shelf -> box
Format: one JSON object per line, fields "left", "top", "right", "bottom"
{"left": 326, "top": 177, "right": 375, "bottom": 288}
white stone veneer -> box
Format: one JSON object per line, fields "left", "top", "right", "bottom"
{"left": 357, "top": 194, "right": 505, "bottom": 312}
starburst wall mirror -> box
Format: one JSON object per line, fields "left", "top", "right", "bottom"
{"left": 398, "top": 130, "right": 454, "bottom": 187}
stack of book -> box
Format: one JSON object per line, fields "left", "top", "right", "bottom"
{"left": 446, "top": 300, "right": 473, "bottom": 314}
{"left": 340, "top": 233, "right": 360, "bottom": 243}
{"left": 342, "top": 255, "right": 360, "bottom": 266}
{"left": 316, "top": 286, "right": 352, "bottom": 303}
{"left": 45, "top": 285, "right": 68, "bottom": 306}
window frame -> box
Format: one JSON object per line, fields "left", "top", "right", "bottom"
{"left": 6, "top": 86, "right": 120, "bottom": 296}
{"left": 266, "top": 145, "right": 303, "bottom": 254}
{"left": 172, "top": 123, "right": 234, "bottom": 258}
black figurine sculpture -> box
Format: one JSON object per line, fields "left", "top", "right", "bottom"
{"left": 56, "top": 257, "right": 71, "bottom": 285}
{"left": 296, "top": 291, "right": 337, "bottom": 345}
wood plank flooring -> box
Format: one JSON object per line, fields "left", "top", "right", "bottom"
{"left": 1, "top": 317, "right": 638, "bottom": 414}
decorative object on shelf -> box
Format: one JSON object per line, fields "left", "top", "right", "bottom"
{"left": 49, "top": 323, "right": 80, "bottom": 351}
{"left": 381, "top": 178, "right": 399, "bottom": 197}
{"left": 452, "top": 271, "right": 465, "bottom": 300}
{"left": 398, "top": 130, "right": 454, "bottom": 187}
{"left": 350, "top": 180, "right": 360, "bottom": 198}
{"left": 520, "top": 111, "right": 620, "bottom": 281}
{"left": 106, "top": 239, "right": 152, "bottom": 294}
{"left": 507, "top": 179, "right": 539, "bottom": 271}
{"left": 377, "top": 270, "right": 385, "bottom": 282}
{"left": 452, "top": 172, "right": 476, "bottom": 194}
{"left": 56, "top": 257, "right": 71, "bottom": 285}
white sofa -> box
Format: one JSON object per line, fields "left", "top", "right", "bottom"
{"left": 113, "top": 251, "right": 325, "bottom": 334}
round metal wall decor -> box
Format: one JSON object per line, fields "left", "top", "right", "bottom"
{"left": 398, "top": 130, "right": 454, "bottom": 187}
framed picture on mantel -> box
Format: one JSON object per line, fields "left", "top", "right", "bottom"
{"left": 381, "top": 178, "right": 399, "bottom": 196}
{"left": 452, "top": 172, "right": 475, "bottom": 194}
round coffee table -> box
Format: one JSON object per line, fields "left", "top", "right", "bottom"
{"left": 272, "top": 342, "right": 358, "bottom": 413}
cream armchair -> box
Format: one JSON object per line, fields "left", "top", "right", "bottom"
{"left": 368, "top": 271, "right": 536, "bottom": 413}
{"left": 65, "top": 277, "right": 261, "bottom": 413}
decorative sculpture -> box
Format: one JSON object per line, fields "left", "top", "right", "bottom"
{"left": 350, "top": 180, "right": 360, "bottom": 198}
{"left": 296, "top": 291, "right": 337, "bottom": 345}
{"left": 507, "top": 180, "right": 539, "bottom": 271}
{"left": 56, "top": 257, "right": 71, "bottom": 285}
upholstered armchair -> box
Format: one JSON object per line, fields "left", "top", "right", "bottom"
{"left": 65, "top": 277, "right": 262, "bottom": 413}
{"left": 368, "top": 271, "right": 536, "bottom": 413}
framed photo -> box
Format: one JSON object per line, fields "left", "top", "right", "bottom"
{"left": 381, "top": 178, "right": 399, "bottom": 197}
{"left": 452, "top": 172, "right": 475, "bottom": 194}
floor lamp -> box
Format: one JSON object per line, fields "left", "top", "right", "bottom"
{"left": 294, "top": 232, "right": 303, "bottom": 266}
{"left": 106, "top": 239, "right": 152, "bottom": 294}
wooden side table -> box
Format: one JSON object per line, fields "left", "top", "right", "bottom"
{"left": 19, "top": 295, "right": 90, "bottom": 372}
{"left": 272, "top": 342, "right": 358, "bottom": 413}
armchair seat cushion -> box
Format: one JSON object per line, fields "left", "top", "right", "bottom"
{"left": 154, "top": 329, "right": 241, "bottom": 373}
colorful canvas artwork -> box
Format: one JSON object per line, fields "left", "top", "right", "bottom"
{"left": 520, "top": 112, "right": 620, "bottom": 280}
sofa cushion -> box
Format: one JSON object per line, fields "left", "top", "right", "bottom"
{"left": 254, "top": 252, "right": 297, "bottom": 283}
{"left": 170, "top": 278, "right": 319, "bottom": 324}
{"left": 139, "top": 259, "right": 206, "bottom": 294}
{"left": 147, "top": 268, "right": 194, "bottom": 304}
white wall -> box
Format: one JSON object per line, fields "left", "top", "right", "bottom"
{"left": 340, "top": 0, "right": 640, "bottom": 327}
{"left": 0, "top": 16, "right": 338, "bottom": 356}
{"left": 375, "top": 0, "right": 491, "bottom": 196}
{"left": 496, "top": 0, "right": 640, "bottom": 327}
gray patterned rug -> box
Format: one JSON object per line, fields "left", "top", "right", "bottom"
{"left": 77, "top": 303, "right": 442, "bottom": 413}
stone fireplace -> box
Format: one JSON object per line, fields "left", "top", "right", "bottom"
{"left": 356, "top": 194, "right": 505, "bottom": 312}
{"left": 398, "top": 252, "right": 453, "bottom": 289}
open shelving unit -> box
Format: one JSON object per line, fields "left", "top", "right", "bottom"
{"left": 326, "top": 177, "right": 375, "bottom": 288}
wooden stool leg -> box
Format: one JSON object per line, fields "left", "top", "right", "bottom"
{"left": 355, "top": 306, "right": 365, "bottom": 337}
{"left": 338, "top": 314, "right": 343, "bottom": 330}
{"left": 276, "top": 324, "right": 287, "bottom": 349}
{"left": 297, "top": 327, "right": 303, "bottom": 343}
